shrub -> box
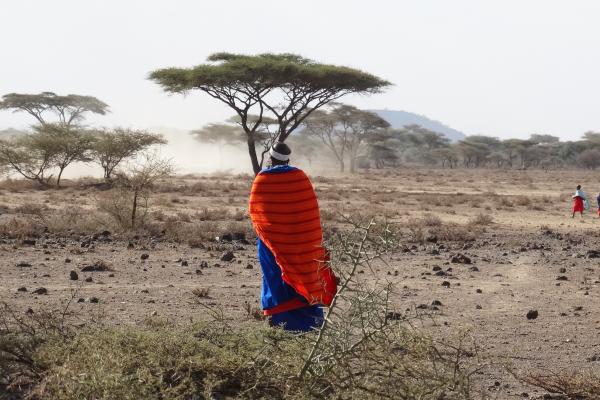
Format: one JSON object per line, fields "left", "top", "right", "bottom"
{"left": 513, "top": 195, "right": 532, "bottom": 206}
{"left": 191, "top": 288, "right": 210, "bottom": 298}
{"left": 521, "top": 369, "right": 600, "bottom": 399}
{"left": 421, "top": 213, "right": 442, "bottom": 227}
{"left": 497, "top": 197, "right": 514, "bottom": 207}
{"left": 468, "top": 213, "right": 494, "bottom": 226}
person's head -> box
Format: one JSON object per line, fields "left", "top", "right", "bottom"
{"left": 577, "top": 185, "right": 582, "bottom": 190}
{"left": 269, "top": 142, "right": 291, "bottom": 166}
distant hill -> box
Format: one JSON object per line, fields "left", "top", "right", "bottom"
{"left": 370, "top": 110, "right": 466, "bottom": 142}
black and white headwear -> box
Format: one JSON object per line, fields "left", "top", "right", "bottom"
{"left": 270, "top": 142, "right": 291, "bottom": 162}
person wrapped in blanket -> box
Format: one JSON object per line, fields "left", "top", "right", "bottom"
{"left": 249, "top": 142, "right": 337, "bottom": 332}
{"left": 597, "top": 192, "right": 600, "bottom": 218}
{"left": 572, "top": 185, "right": 588, "bottom": 218}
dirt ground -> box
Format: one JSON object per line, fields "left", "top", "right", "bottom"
{"left": 1, "top": 168, "right": 600, "bottom": 398}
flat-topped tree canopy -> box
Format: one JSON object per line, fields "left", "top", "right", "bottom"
{"left": 149, "top": 53, "right": 390, "bottom": 173}
{"left": 0, "top": 92, "right": 109, "bottom": 126}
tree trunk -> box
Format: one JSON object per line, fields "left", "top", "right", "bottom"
{"left": 339, "top": 158, "right": 345, "bottom": 173}
{"left": 56, "top": 166, "right": 65, "bottom": 187}
{"left": 247, "top": 138, "right": 261, "bottom": 175}
{"left": 131, "top": 191, "right": 138, "bottom": 229}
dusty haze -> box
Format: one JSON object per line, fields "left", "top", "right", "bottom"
{"left": 3, "top": 0, "right": 600, "bottom": 175}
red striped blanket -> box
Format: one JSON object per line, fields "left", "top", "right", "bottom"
{"left": 249, "top": 168, "right": 336, "bottom": 306}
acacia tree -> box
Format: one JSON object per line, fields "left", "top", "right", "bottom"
{"left": 577, "top": 149, "right": 600, "bottom": 169}
{"left": 0, "top": 92, "right": 109, "bottom": 126}
{"left": 0, "top": 133, "right": 59, "bottom": 185}
{"left": 90, "top": 128, "right": 166, "bottom": 180}
{"left": 191, "top": 123, "right": 243, "bottom": 169}
{"left": 302, "top": 109, "right": 345, "bottom": 171}
{"left": 302, "top": 104, "right": 389, "bottom": 172}
{"left": 192, "top": 116, "right": 274, "bottom": 169}
{"left": 149, "top": 53, "right": 390, "bottom": 174}
{"left": 33, "top": 124, "right": 96, "bottom": 186}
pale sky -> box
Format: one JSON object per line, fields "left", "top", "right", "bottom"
{"left": 2, "top": 0, "right": 600, "bottom": 141}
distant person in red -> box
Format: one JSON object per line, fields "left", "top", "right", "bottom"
{"left": 572, "top": 185, "right": 587, "bottom": 218}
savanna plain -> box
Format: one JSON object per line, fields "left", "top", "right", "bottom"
{"left": 1, "top": 167, "right": 600, "bottom": 399}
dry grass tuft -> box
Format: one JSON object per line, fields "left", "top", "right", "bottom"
{"left": 468, "top": 213, "right": 494, "bottom": 226}
{"left": 191, "top": 288, "right": 210, "bottom": 298}
{"left": 520, "top": 369, "right": 600, "bottom": 399}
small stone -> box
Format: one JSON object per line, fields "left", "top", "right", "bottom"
{"left": 17, "top": 286, "right": 27, "bottom": 292}
{"left": 181, "top": 260, "right": 189, "bottom": 267}
{"left": 220, "top": 251, "right": 235, "bottom": 262}
{"left": 441, "top": 281, "right": 450, "bottom": 288}
{"left": 16, "top": 261, "right": 32, "bottom": 268}
{"left": 431, "top": 300, "right": 443, "bottom": 306}
{"left": 450, "top": 253, "right": 471, "bottom": 264}
{"left": 77, "top": 298, "right": 85, "bottom": 303}
{"left": 476, "top": 289, "right": 482, "bottom": 294}
{"left": 69, "top": 270, "right": 79, "bottom": 281}
{"left": 526, "top": 310, "right": 538, "bottom": 320}
{"left": 556, "top": 276, "right": 568, "bottom": 281}
{"left": 85, "top": 277, "right": 93, "bottom": 282}
{"left": 246, "top": 264, "right": 254, "bottom": 269}
{"left": 141, "top": 253, "right": 149, "bottom": 260}
{"left": 559, "top": 267, "right": 567, "bottom": 273}
{"left": 88, "top": 297, "right": 99, "bottom": 303}
{"left": 65, "top": 258, "right": 72, "bottom": 263}
{"left": 33, "top": 287, "right": 48, "bottom": 295}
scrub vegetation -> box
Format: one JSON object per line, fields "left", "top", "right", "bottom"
{"left": 1, "top": 168, "right": 600, "bottom": 398}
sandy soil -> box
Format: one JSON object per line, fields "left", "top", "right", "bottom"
{"left": 1, "top": 168, "right": 600, "bottom": 398}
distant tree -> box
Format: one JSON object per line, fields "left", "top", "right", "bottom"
{"left": 577, "top": 149, "right": 600, "bottom": 169}
{"left": 286, "top": 134, "right": 319, "bottom": 167}
{"left": 0, "top": 92, "right": 109, "bottom": 126}
{"left": 90, "top": 129, "right": 166, "bottom": 180}
{"left": 368, "top": 143, "right": 399, "bottom": 169}
{"left": 501, "top": 139, "right": 535, "bottom": 168}
{"left": 302, "top": 104, "right": 389, "bottom": 172}
{"left": 302, "top": 109, "right": 345, "bottom": 171}
{"left": 342, "top": 106, "right": 390, "bottom": 172}
{"left": 558, "top": 141, "right": 588, "bottom": 164}
{"left": 0, "top": 133, "right": 59, "bottom": 185}
{"left": 582, "top": 131, "right": 600, "bottom": 143}
{"left": 192, "top": 116, "right": 275, "bottom": 168}
{"left": 191, "top": 123, "right": 244, "bottom": 169}
{"left": 31, "top": 124, "right": 96, "bottom": 186}
{"left": 431, "top": 147, "right": 460, "bottom": 169}
{"left": 402, "top": 125, "right": 450, "bottom": 150}
{"left": 149, "top": 53, "right": 390, "bottom": 174}
{"left": 457, "top": 137, "right": 497, "bottom": 167}
{"left": 487, "top": 151, "right": 508, "bottom": 168}
{"left": 529, "top": 134, "right": 560, "bottom": 144}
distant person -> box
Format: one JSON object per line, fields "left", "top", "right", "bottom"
{"left": 249, "top": 142, "right": 337, "bottom": 332}
{"left": 572, "top": 185, "right": 587, "bottom": 218}
{"left": 597, "top": 192, "right": 600, "bottom": 218}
